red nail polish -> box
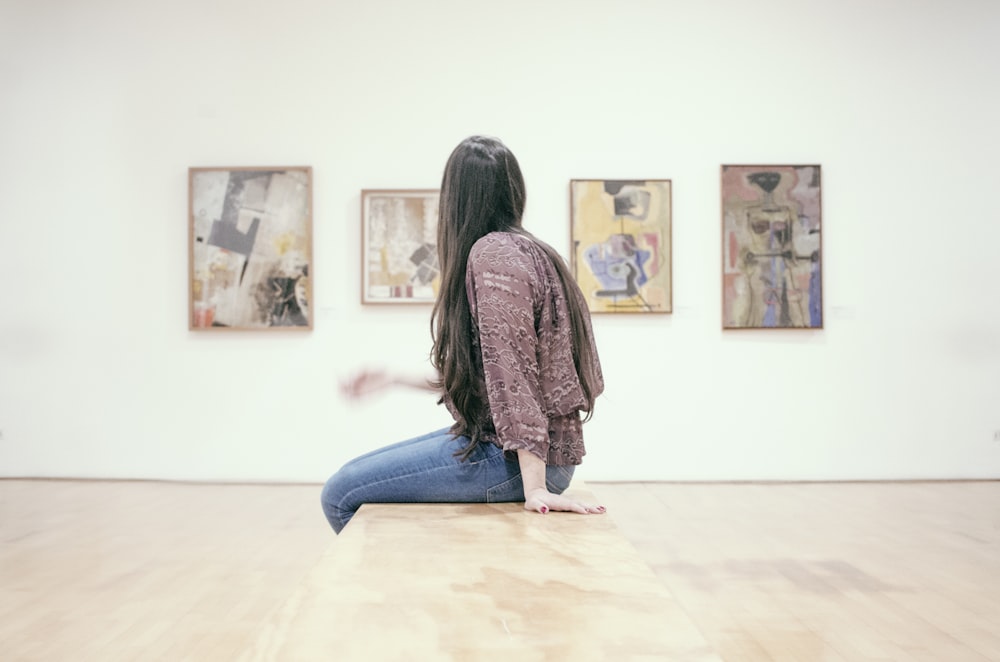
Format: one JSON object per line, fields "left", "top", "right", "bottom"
{"left": 540, "top": 506, "right": 549, "bottom": 514}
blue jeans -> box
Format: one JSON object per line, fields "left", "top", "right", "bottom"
{"left": 320, "top": 427, "right": 575, "bottom": 534}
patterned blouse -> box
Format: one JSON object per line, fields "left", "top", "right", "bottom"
{"left": 452, "top": 231, "right": 604, "bottom": 465}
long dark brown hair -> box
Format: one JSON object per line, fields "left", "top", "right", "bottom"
{"left": 430, "top": 136, "right": 600, "bottom": 459}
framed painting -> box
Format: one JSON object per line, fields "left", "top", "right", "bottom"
{"left": 570, "top": 179, "right": 672, "bottom": 314}
{"left": 721, "top": 165, "right": 822, "bottom": 329}
{"left": 188, "top": 167, "right": 312, "bottom": 330}
{"left": 361, "top": 189, "right": 440, "bottom": 304}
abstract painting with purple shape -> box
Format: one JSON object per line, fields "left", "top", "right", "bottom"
{"left": 583, "top": 234, "right": 651, "bottom": 299}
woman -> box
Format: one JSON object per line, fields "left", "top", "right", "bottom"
{"left": 321, "top": 136, "right": 605, "bottom": 534}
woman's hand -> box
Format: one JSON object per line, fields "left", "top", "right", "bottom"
{"left": 339, "top": 369, "right": 396, "bottom": 400}
{"left": 524, "top": 487, "right": 606, "bottom": 515}
{"left": 515, "top": 449, "right": 606, "bottom": 516}
{"left": 339, "top": 368, "right": 437, "bottom": 401}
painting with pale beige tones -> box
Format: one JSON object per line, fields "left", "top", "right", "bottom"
{"left": 722, "top": 165, "right": 822, "bottom": 329}
{"left": 570, "top": 179, "right": 672, "bottom": 314}
{"left": 188, "top": 167, "right": 312, "bottom": 330}
{"left": 361, "top": 189, "right": 440, "bottom": 304}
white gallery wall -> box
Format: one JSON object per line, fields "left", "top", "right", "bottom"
{"left": 1, "top": 0, "right": 998, "bottom": 482}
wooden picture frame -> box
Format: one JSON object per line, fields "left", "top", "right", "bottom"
{"left": 188, "top": 167, "right": 313, "bottom": 330}
{"left": 721, "top": 165, "right": 823, "bottom": 329}
{"left": 570, "top": 179, "right": 672, "bottom": 314}
{"left": 361, "top": 189, "right": 440, "bottom": 304}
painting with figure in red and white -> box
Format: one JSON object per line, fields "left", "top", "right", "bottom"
{"left": 722, "top": 165, "right": 822, "bottom": 329}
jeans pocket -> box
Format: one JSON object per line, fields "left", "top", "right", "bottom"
{"left": 546, "top": 465, "right": 575, "bottom": 494}
{"left": 486, "top": 465, "right": 576, "bottom": 503}
{"left": 485, "top": 474, "right": 523, "bottom": 503}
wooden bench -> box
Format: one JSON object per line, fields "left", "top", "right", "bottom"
{"left": 240, "top": 486, "right": 719, "bottom": 661}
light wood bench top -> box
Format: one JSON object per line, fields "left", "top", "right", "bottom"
{"left": 241, "top": 488, "right": 719, "bottom": 661}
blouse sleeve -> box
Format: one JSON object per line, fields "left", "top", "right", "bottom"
{"left": 467, "top": 239, "right": 550, "bottom": 460}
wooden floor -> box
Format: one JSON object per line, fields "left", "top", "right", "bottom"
{"left": 1, "top": 479, "right": 999, "bottom": 661}
{"left": 596, "top": 481, "right": 1000, "bottom": 661}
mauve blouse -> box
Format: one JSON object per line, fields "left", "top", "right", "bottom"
{"left": 447, "top": 231, "right": 604, "bottom": 465}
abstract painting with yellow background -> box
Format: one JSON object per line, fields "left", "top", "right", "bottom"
{"left": 570, "top": 180, "right": 672, "bottom": 314}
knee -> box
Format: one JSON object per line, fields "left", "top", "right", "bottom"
{"left": 320, "top": 471, "right": 352, "bottom": 534}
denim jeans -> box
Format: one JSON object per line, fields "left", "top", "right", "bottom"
{"left": 320, "top": 427, "right": 575, "bottom": 534}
